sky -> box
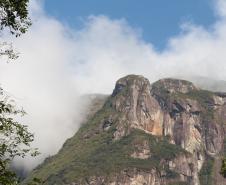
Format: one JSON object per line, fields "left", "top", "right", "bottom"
{"left": 1, "top": 0, "right": 226, "bottom": 174}
{"left": 44, "top": 0, "right": 216, "bottom": 50}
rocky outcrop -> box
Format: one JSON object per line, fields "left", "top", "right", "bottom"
{"left": 109, "top": 75, "right": 225, "bottom": 184}
{"left": 112, "top": 75, "right": 164, "bottom": 138}
{"left": 111, "top": 75, "right": 224, "bottom": 153}
{"left": 24, "top": 75, "right": 226, "bottom": 185}
{"left": 131, "top": 140, "right": 150, "bottom": 159}
{"left": 81, "top": 169, "right": 162, "bottom": 185}
{"left": 81, "top": 152, "right": 198, "bottom": 185}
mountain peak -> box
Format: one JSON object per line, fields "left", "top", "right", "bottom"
{"left": 25, "top": 75, "right": 226, "bottom": 185}
{"left": 112, "top": 75, "right": 150, "bottom": 97}
{"left": 110, "top": 75, "right": 162, "bottom": 138}
{"left": 152, "top": 78, "right": 198, "bottom": 94}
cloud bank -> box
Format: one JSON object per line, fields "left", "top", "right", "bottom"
{"left": 1, "top": 0, "right": 226, "bottom": 173}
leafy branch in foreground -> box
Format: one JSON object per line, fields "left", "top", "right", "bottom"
{"left": 0, "top": 42, "right": 19, "bottom": 60}
{"left": 0, "top": 0, "right": 31, "bottom": 61}
{"left": 0, "top": 1, "right": 41, "bottom": 184}
{"left": 0, "top": 88, "right": 39, "bottom": 184}
{"left": 0, "top": 0, "right": 31, "bottom": 37}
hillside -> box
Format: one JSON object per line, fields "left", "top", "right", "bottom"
{"left": 24, "top": 75, "right": 226, "bottom": 185}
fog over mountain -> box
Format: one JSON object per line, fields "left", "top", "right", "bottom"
{"left": 1, "top": 0, "right": 226, "bottom": 173}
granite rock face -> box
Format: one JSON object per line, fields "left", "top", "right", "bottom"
{"left": 112, "top": 75, "right": 164, "bottom": 138}
{"left": 111, "top": 75, "right": 226, "bottom": 185}
{"left": 25, "top": 75, "right": 226, "bottom": 185}
{"left": 112, "top": 75, "right": 224, "bottom": 154}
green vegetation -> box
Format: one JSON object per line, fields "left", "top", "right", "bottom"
{"left": 168, "top": 182, "right": 189, "bottom": 185}
{"left": 0, "top": 0, "right": 31, "bottom": 36}
{"left": 26, "top": 78, "right": 221, "bottom": 184}
{"left": 186, "top": 90, "right": 215, "bottom": 119}
{"left": 152, "top": 79, "right": 216, "bottom": 123}
{"left": 221, "top": 158, "right": 226, "bottom": 178}
{"left": 0, "top": 1, "right": 41, "bottom": 184}
{"left": 0, "top": 89, "right": 39, "bottom": 184}
{"left": 25, "top": 100, "right": 187, "bottom": 184}
{"left": 168, "top": 89, "right": 214, "bottom": 122}
{"left": 199, "top": 155, "right": 214, "bottom": 185}
{"left": 220, "top": 139, "right": 226, "bottom": 178}
{"left": 27, "top": 129, "right": 186, "bottom": 184}
{"left": 0, "top": 0, "right": 31, "bottom": 60}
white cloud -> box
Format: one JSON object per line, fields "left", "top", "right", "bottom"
{"left": 215, "top": 0, "right": 226, "bottom": 18}
{"left": 1, "top": 0, "right": 226, "bottom": 173}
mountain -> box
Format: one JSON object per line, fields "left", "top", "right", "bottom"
{"left": 24, "top": 75, "right": 226, "bottom": 185}
{"left": 178, "top": 76, "right": 226, "bottom": 92}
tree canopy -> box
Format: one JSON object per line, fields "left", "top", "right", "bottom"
{"left": 0, "top": 0, "right": 40, "bottom": 184}
{"left": 0, "top": 0, "right": 31, "bottom": 36}
{"left": 221, "top": 158, "right": 226, "bottom": 178}
{"left": 0, "top": 88, "right": 39, "bottom": 184}
{"left": 0, "top": 0, "right": 31, "bottom": 60}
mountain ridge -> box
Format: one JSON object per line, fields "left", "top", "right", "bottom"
{"left": 24, "top": 75, "right": 226, "bottom": 185}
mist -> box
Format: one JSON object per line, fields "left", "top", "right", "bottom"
{"left": 1, "top": 0, "right": 226, "bottom": 173}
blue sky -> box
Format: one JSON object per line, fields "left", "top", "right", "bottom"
{"left": 44, "top": 0, "right": 216, "bottom": 50}
{"left": 3, "top": 0, "right": 226, "bottom": 170}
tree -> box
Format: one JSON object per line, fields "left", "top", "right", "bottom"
{"left": 0, "top": 0, "right": 31, "bottom": 60}
{"left": 221, "top": 158, "right": 226, "bottom": 178}
{"left": 0, "top": 89, "right": 39, "bottom": 184}
{"left": 0, "top": 0, "right": 39, "bottom": 184}
{"left": 0, "top": 0, "right": 31, "bottom": 34}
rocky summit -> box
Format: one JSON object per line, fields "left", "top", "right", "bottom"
{"left": 25, "top": 75, "right": 226, "bottom": 185}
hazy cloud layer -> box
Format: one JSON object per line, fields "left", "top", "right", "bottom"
{"left": 1, "top": 0, "right": 226, "bottom": 172}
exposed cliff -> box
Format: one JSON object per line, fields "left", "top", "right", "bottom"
{"left": 24, "top": 75, "right": 226, "bottom": 185}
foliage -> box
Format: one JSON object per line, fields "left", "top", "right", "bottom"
{"left": 199, "top": 155, "right": 214, "bottom": 185}
{"left": 221, "top": 158, "right": 226, "bottom": 178}
{"left": 0, "top": 41, "right": 19, "bottom": 60}
{"left": 0, "top": 1, "right": 38, "bottom": 184}
{"left": 0, "top": 0, "right": 31, "bottom": 36}
{"left": 220, "top": 139, "right": 226, "bottom": 178}
{"left": 0, "top": 88, "right": 39, "bottom": 184}
{"left": 168, "top": 182, "right": 189, "bottom": 185}
{"left": 151, "top": 79, "right": 215, "bottom": 117}
{"left": 186, "top": 90, "right": 215, "bottom": 119}
{"left": 0, "top": 0, "right": 31, "bottom": 60}
{"left": 24, "top": 100, "right": 187, "bottom": 184}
